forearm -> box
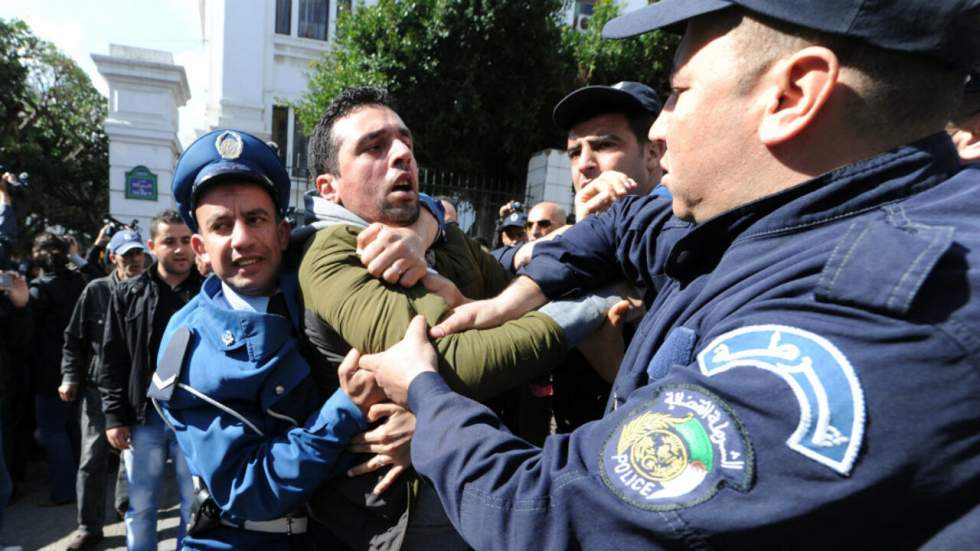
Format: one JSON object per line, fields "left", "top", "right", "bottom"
{"left": 408, "top": 204, "right": 440, "bottom": 249}
{"left": 407, "top": 374, "right": 576, "bottom": 551}
{"left": 60, "top": 339, "right": 85, "bottom": 384}
{"left": 165, "top": 388, "right": 367, "bottom": 520}
{"left": 99, "top": 309, "right": 131, "bottom": 427}
{"left": 434, "top": 311, "right": 566, "bottom": 401}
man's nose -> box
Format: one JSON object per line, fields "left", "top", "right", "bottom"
{"left": 578, "top": 146, "right": 598, "bottom": 174}
{"left": 390, "top": 138, "right": 414, "bottom": 169}
{"left": 230, "top": 219, "right": 253, "bottom": 249}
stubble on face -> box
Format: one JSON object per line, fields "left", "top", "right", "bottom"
{"left": 330, "top": 106, "right": 421, "bottom": 226}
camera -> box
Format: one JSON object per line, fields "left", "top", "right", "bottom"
{"left": 102, "top": 216, "right": 140, "bottom": 238}
{"left": 1, "top": 166, "right": 29, "bottom": 195}
{"left": 0, "top": 272, "right": 11, "bottom": 290}
{"left": 507, "top": 201, "right": 525, "bottom": 213}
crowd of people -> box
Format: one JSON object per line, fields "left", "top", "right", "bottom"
{"left": 2, "top": 0, "right": 980, "bottom": 549}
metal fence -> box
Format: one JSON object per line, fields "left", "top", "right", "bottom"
{"left": 418, "top": 167, "right": 526, "bottom": 244}
{"left": 288, "top": 166, "right": 526, "bottom": 244}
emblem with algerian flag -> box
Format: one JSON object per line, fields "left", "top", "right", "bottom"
{"left": 600, "top": 385, "right": 753, "bottom": 510}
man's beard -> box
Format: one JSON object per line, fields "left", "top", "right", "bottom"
{"left": 161, "top": 256, "right": 192, "bottom": 276}
{"left": 377, "top": 200, "right": 420, "bottom": 226}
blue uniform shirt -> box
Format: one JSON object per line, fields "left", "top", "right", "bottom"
{"left": 408, "top": 133, "right": 980, "bottom": 550}
{"left": 155, "top": 273, "right": 368, "bottom": 550}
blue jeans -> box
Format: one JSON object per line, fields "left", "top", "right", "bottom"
{"left": 34, "top": 393, "right": 80, "bottom": 503}
{"left": 122, "top": 408, "right": 193, "bottom": 551}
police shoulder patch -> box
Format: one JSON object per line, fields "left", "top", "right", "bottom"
{"left": 697, "top": 324, "right": 865, "bottom": 476}
{"left": 599, "top": 384, "right": 753, "bottom": 511}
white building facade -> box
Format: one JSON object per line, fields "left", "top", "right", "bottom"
{"left": 198, "top": 0, "right": 373, "bottom": 209}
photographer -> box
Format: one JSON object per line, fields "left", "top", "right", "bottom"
{"left": 489, "top": 201, "right": 527, "bottom": 276}
{"left": 28, "top": 233, "right": 86, "bottom": 506}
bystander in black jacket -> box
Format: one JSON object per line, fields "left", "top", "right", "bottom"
{"left": 61, "top": 272, "right": 122, "bottom": 387}
{"left": 29, "top": 268, "right": 86, "bottom": 397}
{"left": 99, "top": 262, "right": 203, "bottom": 430}
{"left": 0, "top": 295, "right": 32, "bottom": 408}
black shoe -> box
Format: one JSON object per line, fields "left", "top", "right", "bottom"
{"left": 66, "top": 531, "right": 103, "bottom": 550}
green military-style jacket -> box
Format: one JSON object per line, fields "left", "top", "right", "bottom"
{"left": 299, "top": 222, "right": 567, "bottom": 401}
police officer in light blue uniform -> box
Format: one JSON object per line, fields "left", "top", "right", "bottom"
{"left": 151, "top": 129, "right": 378, "bottom": 550}
{"left": 357, "top": 1, "right": 980, "bottom": 549}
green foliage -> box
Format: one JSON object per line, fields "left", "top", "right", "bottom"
{"left": 0, "top": 18, "right": 108, "bottom": 248}
{"left": 560, "top": 0, "right": 678, "bottom": 94}
{"left": 297, "top": 0, "right": 677, "bottom": 183}
{"left": 298, "top": 0, "right": 570, "bottom": 184}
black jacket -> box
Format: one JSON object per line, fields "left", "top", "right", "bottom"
{"left": 29, "top": 270, "right": 85, "bottom": 396}
{"left": 60, "top": 271, "right": 121, "bottom": 387}
{"left": 0, "top": 296, "right": 32, "bottom": 396}
{"left": 99, "top": 263, "right": 203, "bottom": 429}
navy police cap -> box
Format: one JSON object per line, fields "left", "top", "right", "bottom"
{"left": 172, "top": 129, "right": 290, "bottom": 232}
{"left": 553, "top": 81, "right": 663, "bottom": 131}
{"left": 603, "top": 0, "right": 980, "bottom": 72}
{"left": 498, "top": 212, "right": 527, "bottom": 231}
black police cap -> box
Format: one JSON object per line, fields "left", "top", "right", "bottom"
{"left": 603, "top": 0, "right": 980, "bottom": 72}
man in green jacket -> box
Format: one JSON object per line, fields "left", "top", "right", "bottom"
{"left": 298, "top": 86, "right": 620, "bottom": 550}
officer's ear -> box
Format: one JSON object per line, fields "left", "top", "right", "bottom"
{"left": 644, "top": 138, "right": 666, "bottom": 184}
{"left": 758, "top": 46, "right": 839, "bottom": 146}
{"left": 275, "top": 217, "right": 289, "bottom": 252}
{"left": 190, "top": 233, "right": 209, "bottom": 264}
{"left": 950, "top": 116, "right": 980, "bottom": 164}
{"left": 316, "top": 173, "right": 342, "bottom": 204}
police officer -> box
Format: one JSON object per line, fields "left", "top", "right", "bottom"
{"left": 152, "top": 129, "right": 383, "bottom": 549}
{"left": 489, "top": 211, "right": 527, "bottom": 275}
{"left": 554, "top": 81, "right": 666, "bottom": 221}
{"left": 358, "top": 1, "right": 980, "bottom": 549}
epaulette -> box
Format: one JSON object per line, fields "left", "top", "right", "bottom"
{"left": 148, "top": 326, "right": 193, "bottom": 402}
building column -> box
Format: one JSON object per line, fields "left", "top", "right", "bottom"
{"left": 525, "top": 149, "right": 573, "bottom": 216}
{"left": 92, "top": 45, "right": 189, "bottom": 237}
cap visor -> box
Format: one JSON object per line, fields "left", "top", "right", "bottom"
{"left": 192, "top": 159, "right": 278, "bottom": 205}
{"left": 554, "top": 86, "right": 648, "bottom": 130}
{"left": 113, "top": 242, "right": 145, "bottom": 256}
{"left": 602, "top": 0, "right": 733, "bottom": 39}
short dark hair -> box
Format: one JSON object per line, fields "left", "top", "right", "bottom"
{"left": 723, "top": 10, "right": 964, "bottom": 142}
{"left": 150, "top": 209, "right": 185, "bottom": 239}
{"left": 569, "top": 105, "right": 656, "bottom": 145}
{"left": 32, "top": 232, "right": 70, "bottom": 274}
{"left": 307, "top": 86, "right": 398, "bottom": 177}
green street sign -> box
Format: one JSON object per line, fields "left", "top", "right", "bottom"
{"left": 125, "top": 166, "right": 158, "bottom": 201}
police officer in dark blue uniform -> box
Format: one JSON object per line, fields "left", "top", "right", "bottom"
{"left": 151, "top": 129, "right": 384, "bottom": 550}
{"left": 357, "top": 1, "right": 980, "bottom": 549}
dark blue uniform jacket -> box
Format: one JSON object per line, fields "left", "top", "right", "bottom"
{"left": 407, "top": 133, "right": 980, "bottom": 550}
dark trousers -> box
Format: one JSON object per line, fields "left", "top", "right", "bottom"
{"left": 34, "top": 393, "right": 80, "bottom": 503}
{"left": 76, "top": 384, "right": 127, "bottom": 533}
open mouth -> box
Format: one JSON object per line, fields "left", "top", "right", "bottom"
{"left": 234, "top": 258, "right": 260, "bottom": 268}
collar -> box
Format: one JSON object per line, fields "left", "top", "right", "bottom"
{"left": 303, "top": 191, "right": 370, "bottom": 229}
{"left": 217, "top": 281, "right": 271, "bottom": 313}
{"left": 148, "top": 261, "right": 203, "bottom": 292}
{"left": 665, "top": 133, "right": 961, "bottom": 282}
{"left": 194, "top": 273, "right": 300, "bottom": 360}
